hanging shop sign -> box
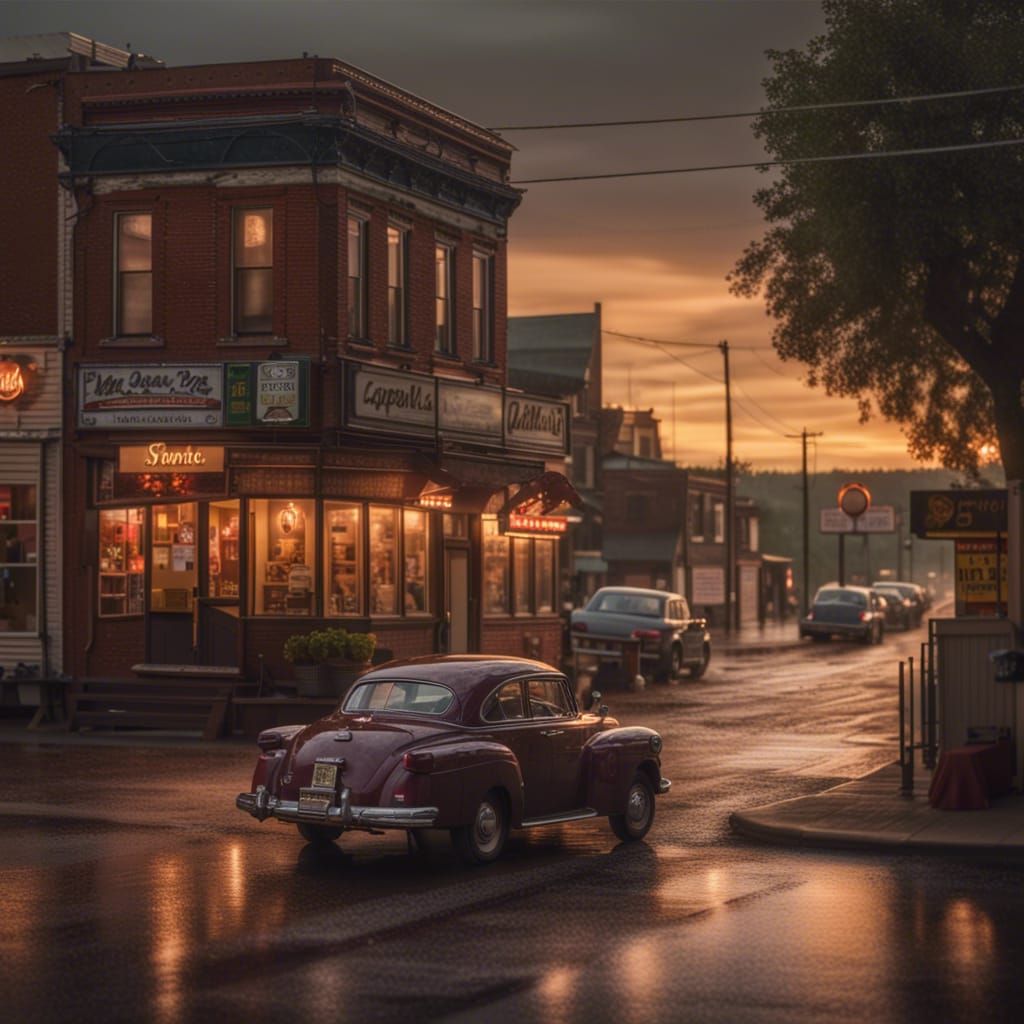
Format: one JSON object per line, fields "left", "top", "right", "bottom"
{"left": 119, "top": 443, "right": 225, "bottom": 474}
{"left": 500, "top": 512, "right": 568, "bottom": 537}
{"left": 0, "top": 354, "right": 40, "bottom": 406}
{"left": 78, "top": 364, "right": 224, "bottom": 429}
{"left": 438, "top": 379, "right": 503, "bottom": 441}
{"left": 224, "top": 359, "right": 310, "bottom": 427}
{"left": 504, "top": 394, "right": 568, "bottom": 455}
{"left": 910, "top": 489, "right": 1007, "bottom": 539}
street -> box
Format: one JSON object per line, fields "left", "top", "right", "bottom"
{"left": 4, "top": 625, "right": 1024, "bottom": 1024}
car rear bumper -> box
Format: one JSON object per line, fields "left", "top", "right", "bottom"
{"left": 800, "top": 621, "right": 869, "bottom": 639}
{"left": 236, "top": 787, "right": 438, "bottom": 830}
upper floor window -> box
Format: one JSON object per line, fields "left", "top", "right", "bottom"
{"left": 435, "top": 243, "right": 455, "bottom": 354}
{"left": 688, "top": 493, "right": 704, "bottom": 541}
{"left": 233, "top": 208, "right": 274, "bottom": 334}
{"left": 115, "top": 213, "right": 152, "bottom": 336}
{"left": 713, "top": 501, "right": 725, "bottom": 543}
{"left": 387, "top": 225, "right": 408, "bottom": 347}
{"left": 347, "top": 215, "right": 368, "bottom": 339}
{"left": 472, "top": 250, "right": 493, "bottom": 362}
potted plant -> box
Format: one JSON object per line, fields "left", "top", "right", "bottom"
{"left": 325, "top": 628, "right": 376, "bottom": 690}
{"left": 283, "top": 632, "right": 333, "bottom": 697}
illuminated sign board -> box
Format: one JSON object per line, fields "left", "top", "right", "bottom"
{"left": 501, "top": 513, "right": 567, "bottom": 537}
{"left": 79, "top": 364, "right": 224, "bottom": 428}
{"left": 0, "top": 359, "right": 27, "bottom": 401}
{"left": 119, "top": 443, "right": 225, "bottom": 474}
{"left": 910, "top": 489, "right": 1007, "bottom": 538}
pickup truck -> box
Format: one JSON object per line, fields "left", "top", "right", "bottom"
{"left": 570, "top": 586, "right": 711, "bottom": 681}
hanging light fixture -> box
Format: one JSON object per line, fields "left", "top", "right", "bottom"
{"left": 279, "top": 502, "right": 300, "bottom": 534}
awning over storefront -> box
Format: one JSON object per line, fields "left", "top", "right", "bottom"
{"left": 500, "top": 471, "right": 584, "bottom": 516}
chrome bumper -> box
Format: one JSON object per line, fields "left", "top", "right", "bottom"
{"left": 658, "top": 778, "right": 672, "bottom": 795}
{"left": 236, "top": 787, "right": 439, "bottom": 830}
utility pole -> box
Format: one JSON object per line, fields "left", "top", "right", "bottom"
{"left": 785, "top": 428, "right": 823, "bottom": 616}
{"left": 720, "top": 340, "right": 734, "bottom": 632}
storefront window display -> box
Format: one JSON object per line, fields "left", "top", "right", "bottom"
{"left": 483, "top": 517, "right": 510, "bottom": 616}
{"left": 513, "top": 539, "right": 531, "bottom": 615}
{"left": 370, "top": 505, "right": 399, "bottom": 615}
{"left": 535, "top": 539, "right": 555, "bottom": 613}
{"left": 98, "top": 507, "right": 145, "bottom": 617}
{"left": 325, "top": 503, "right": 362, "bottom": 616}
{"left": 208, "top": 500, "right": 240, "bottom": 599}
{"left": 0, "top": 485, "right": 39, "bottom": 633}
{"left": 252, "top": 499, "right": 315, "bottom": 616}
{"left": 151, "top": 503, "right": 197, "bottom": 612}
{"left": 403, "top": 509, "right": 429, "bottom": 614}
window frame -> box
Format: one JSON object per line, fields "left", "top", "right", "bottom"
{"left": 232, "top": 206, "right": 275, "bottom": 336}
{"left": 347, "top": 213, "right": 369, "bottom": 341}
{"left": 97, "top": 505, "right": 146, "bottom": 619}
{"left": 387, "top": 223, "right": 409, "bottom": 348}
{"left": 434, "top": 241, "right": 456, "bottom": 355}
{"left": 471, "top": 249, "right": 493, "bottom": 363}
{"left": 113, "top": 211, "right": 153, "bottom": 338}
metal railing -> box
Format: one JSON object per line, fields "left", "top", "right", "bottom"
{"left": 898, "top": 620, "right": 939, "bottom": 794}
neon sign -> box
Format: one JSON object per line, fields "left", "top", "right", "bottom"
{"left": 0, "top": 360, "right": 27, "bottom": 402}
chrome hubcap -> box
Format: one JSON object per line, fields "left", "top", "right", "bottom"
{"left": 475, "top": 801, "right": 500, "bottom": 853}
{"left": 627, "top": 784, "right": 650, "bottom": 827}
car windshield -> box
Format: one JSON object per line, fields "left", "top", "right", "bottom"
{"left": 590, "top": 592, "right": 664, "bottom": 617}
{"left": 344, "top": 680, "right": 454, "bottom": 716}
{"left": 814, "top": 588, "right": 866, "bottom": 607}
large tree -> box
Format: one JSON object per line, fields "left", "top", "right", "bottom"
{"left": 731, "top": 0, "right": 1024, "bottom": 478}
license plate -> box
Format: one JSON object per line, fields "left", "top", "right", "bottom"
{"left": 298, "top": 789, "right": 331, "bottom": 816}
{"left": 312, "top": 763, "right": 338, "bottom": 788}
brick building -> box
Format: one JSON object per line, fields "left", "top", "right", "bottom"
{"left": 0, "top": 35, "right": 158, "bottom": 706}
{"left": 53, "top": 52, "right": 574, "bottom": 706}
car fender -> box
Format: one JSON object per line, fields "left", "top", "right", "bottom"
{"left": 377, "top": 738, "right": 524, "bottom": 830}
{"left": 583, "top": 726, "right": 663, "bottom": 814}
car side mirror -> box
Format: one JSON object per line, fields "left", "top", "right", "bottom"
{"left": 599, "top": 704, "right": 609, "bottom": 719}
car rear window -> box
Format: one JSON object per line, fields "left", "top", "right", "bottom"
{"left": 814, "top": 589, "right": 866, "bottom": 607}
{"left": 591, "top": 592, "right": 664, "bottom": 617}
{"left": 344, "top": 680, "right": 454, "bottom": 716}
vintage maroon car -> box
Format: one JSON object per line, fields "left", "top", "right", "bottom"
{"left": 236, "top": 655, "right": 671, "bottom": 863}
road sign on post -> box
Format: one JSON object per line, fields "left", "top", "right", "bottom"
{"left": 819, "top": 505, "right": 897, "bottom": 533}
{"left": 834, "top": 483, "right": 872, "bottom": 585}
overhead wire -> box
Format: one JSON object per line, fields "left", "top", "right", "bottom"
{"left": 491, "top": 83, "right": 1024, "bottom": 131}
{"left": 512, "top": 135, "right": 1024, "bottom": 184}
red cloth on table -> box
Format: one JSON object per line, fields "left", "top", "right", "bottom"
{"left": 928, "top": 742, "right": 1014, "bottom": 810}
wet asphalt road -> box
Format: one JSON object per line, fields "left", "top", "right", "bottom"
{"left": 3, "top": 623, "right": 1024, "bottom": 1024}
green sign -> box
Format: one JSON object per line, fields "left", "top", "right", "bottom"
{"left": 225, "top": 363, "right": 253, "bottom": 426}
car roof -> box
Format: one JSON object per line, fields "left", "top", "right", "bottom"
{"left": 592, "top": 586, "right": 678, "bottom": 601}
{"left": 816, "top": 583, "right": 872, "bottom": 595}
{"left": 356, "top": 655, "right": 561, "bottom": 696}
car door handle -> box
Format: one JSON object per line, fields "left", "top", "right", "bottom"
{"left": 540, "top": 729, "right": 565, "bottom": 737}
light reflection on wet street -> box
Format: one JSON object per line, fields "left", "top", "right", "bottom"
{"left": 3, "top": 626, "right": 1023, "bottom": 1022}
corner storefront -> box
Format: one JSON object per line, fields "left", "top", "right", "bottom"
{"left": 68, "top": 358, "right": 575, "bottom": 685}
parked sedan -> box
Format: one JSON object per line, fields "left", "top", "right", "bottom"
{"left": 236, "top": 655, "right": 670, "bottom": 864}
{"left": 570, "top": 587, "right": 711, "bottom": 680}
{"left": 873, "top": 585, "right": 917, "bottom": 631}
{"left": 871, "top": 580, "right": 925, "bottom": 627}
{"left": 800, "top": 584, "right": 886, "bottom": 644}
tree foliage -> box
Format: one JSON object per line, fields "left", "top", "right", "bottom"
{"left": 730, "top": 0, "right": 1024, "bottom": 477}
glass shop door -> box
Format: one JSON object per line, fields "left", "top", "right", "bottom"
{"left": 197, "top": 500, "right": 242, "bottom": 667}
{"left": 147, "top": 502, "right": 198, "bottom": 664}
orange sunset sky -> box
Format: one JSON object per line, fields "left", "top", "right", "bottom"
{"left": 8, "top": 1, "right": 933, "bottom": 471}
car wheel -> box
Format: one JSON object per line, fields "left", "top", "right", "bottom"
{"left": 296, "top": 822, "right": 344, "bottom": 845}
{"left": 670, "top": 644, "right": 683, "bottom": 679}
{"left": 609, "top": 772, "right": 656, "bottom": 842}
{"left": 688, "top": 644, "right": 710, "bottom": 680}
{"left": 452, "top": 789, "right": 508, "bottom": 865}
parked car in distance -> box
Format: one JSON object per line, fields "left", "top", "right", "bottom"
{"left": 800, "top": 584, "right": 886, "bottom": 644}
{"left": 871, "top": 580, "right": 926, "bottom": 627}
{"left": 236, "top": 655, "right": 671, "bottom": 864}
{"left": 873, "top": 584, "right": 917, "bottom": 631}
{"left": 570, "top": 587, "right": 711, "bottom": 680}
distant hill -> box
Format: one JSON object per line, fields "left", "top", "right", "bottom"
{"left": 733, "top": 467, "right": 1006, "bottom": 601}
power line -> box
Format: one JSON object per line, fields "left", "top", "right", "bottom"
{"left": 604, "top": 329, "right": 768, "bottom": 353}
{"left": 492, "top": 83, "right": 1024, "bottom": 131}
{"left": 512, "top": 135, "right": 1024, "bottom": 184}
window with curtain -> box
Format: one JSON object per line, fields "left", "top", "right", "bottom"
{"left": 347, "top": 215, "right": 368, "bottom": 339}
{"left": 387, "top": 225, "right": 408, "bottom": 347}
{"left": 115, "top": 213, "right": 152, "bottom": 336}
{"left": 233, "top": 208, "right": 274, "bottom": 334}
{"left": 472, "top": 250, "right": 492, "bottom": 361}
{"left": 435, "top": 242, "right": 455, "bottom": 354}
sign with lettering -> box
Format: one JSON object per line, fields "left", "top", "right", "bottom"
{"left": 504, "top": 394, "right": 568, "bottom": 455}
{"left": 225, "top": 363, "right": 253, "bottom": 426}
{"left": 119, "top": 443, "right": 225, "bottom": 474}
{"left": 79, "top": 364, "right": 224, "bottom": 428}
{"left": 955, "top": 538, "right": 1008, "bottom": 615}
{"left": 347, "top": 364, "right": 436, "bottom": 436}
{"left": 910, "top": 489, "right": 1007, "bottom": 539}
{"left": 820, "top": 505, "right": 896, "bottom": 534}
{"left": 256, "top": 361, "right": 301, "bottom": 423}
{"left": 438, "top": 380, "right": 502, "bottom": 441}
{"left": 0, "top": 359, "right": 27, "bottom": 402}
{"left": 691, "top": 566, "right": 725, "bottom": 606}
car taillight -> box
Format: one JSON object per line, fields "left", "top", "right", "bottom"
{"left": 632, "top": 629, "right": 661, "bottom": 640}
{"left": 806, "top": 611, "right": 814, "bottom": 620}
{"left": 257, "top": 731, "right": 285, "bottom": 752}
{"left": 571, "top": 621, "right": 588, "bottom": 633}
{"left": 403, "top": 751, "right": 434, "bottom": 774}
{"left": 859, "top": 611, "right": 870, "bottom": 622}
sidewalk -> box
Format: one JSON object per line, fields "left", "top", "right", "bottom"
{"left": 709, "top": 618, "right": 806, "bottom": 657}
{"left": 731, "top": 761, "right": 1024, "bottom": 859}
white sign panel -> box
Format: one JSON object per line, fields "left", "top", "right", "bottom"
{"left": 820, "top": 505, "right": 897, "bottom": 534}
{"left": 504, "top": 394, "right": 568, "bottom": 455}
{"left": 691, "top": 566, "right": 726, "bottom": 605}
{"left": 79, "top": 364, "right": 224, "bottom": 429}
{"left": 350, "top": 365, "right": 435, "bottom": 434}
{"left": 256, "top": 361, "right": 300, "bottom": 423}
{"left": 438, "top": 380, "right": 503, "bottom": 440}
